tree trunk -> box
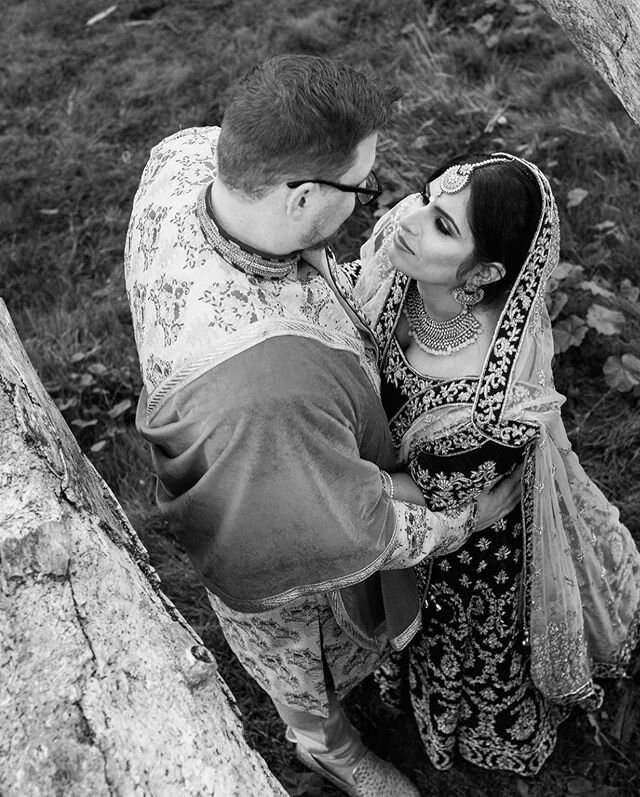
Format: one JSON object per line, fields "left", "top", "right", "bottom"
{"left": 0, "top": 299, "right": 286, "bottom": 796}
{"left": 536, "top": 0, "right": 640, "bottom": 126}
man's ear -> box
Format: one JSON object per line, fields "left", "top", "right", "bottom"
{"left": 474, "top": 261, "right": 505, "bottom": 287}
{"left": 286, "top": 184, "right": 312, "bottom": 220}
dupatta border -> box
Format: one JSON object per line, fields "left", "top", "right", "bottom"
{"left": 471, "top": 156, "right": 560, "bottom": 440}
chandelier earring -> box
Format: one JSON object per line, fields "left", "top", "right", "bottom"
{"left": 452, "top": 280, "right": 484, "bottom": 310}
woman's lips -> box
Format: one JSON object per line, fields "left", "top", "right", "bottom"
{"left": 395, "top": 232, "right": 414, "bottom": 255}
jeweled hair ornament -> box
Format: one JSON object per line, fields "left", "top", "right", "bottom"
{"left": 438, "top": 157, "right": 514, "bottom": 195}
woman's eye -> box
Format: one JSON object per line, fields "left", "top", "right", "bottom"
{"left": 435, "top": 217, "right": 450, "bottom": 236}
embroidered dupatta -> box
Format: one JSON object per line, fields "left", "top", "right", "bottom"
{"left": 340, "top": 155, "right": 640, "bottom": 704}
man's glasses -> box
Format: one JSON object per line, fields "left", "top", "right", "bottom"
{"left": 286, "top": 171, "right": 382, "bottom": 206}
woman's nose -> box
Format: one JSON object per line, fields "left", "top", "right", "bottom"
{"left": 400, "top": 214, "right": 421, "bottom": 237}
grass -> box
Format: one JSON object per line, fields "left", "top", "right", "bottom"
{"left": 3, "top": 0, "right": 640, "bottom": 794}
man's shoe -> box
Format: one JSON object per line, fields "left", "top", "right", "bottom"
{"left": 296, "top": 746, "right": 420, "bottom": 796}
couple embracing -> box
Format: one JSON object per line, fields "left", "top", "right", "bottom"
{"left": 125, "top": 55, "right": 640, "bottom": 796}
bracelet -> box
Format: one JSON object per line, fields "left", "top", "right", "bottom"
{"left": 379, "top": 469, "right": 395, "bottom": 500}
{"left": 468, "top": 496, "right": 480, "bottom": 530}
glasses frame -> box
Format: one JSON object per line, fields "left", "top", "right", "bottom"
{"left": 286, "top": 171, "right": 381, "bottom": 206}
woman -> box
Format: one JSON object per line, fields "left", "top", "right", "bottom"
{"left": 330, "top": 153, "right": 640, "bottom": 774}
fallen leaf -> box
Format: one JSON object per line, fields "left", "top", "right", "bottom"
{"left": 108, "top": 399, "right": 132, "bottom": 419}
{"left": 513, "top": 1, "right": 538, "bottom": 12}
{"left": 567, "top": 188, "right": 589, "bottom": 209}
{"left": 553, "top": 315, "right": 588, "bottom": 353}
{"left": 592, "top": 220, "right": 617, "bottom": 233}
{"left": 471, "top": 13, "right": 494, "bottom": 35}
{"left": 90, "top": 440, "right": 109, "bottom": 453}
{"left": 578, "top": 280, "right": 615, "bottom": 299}
{"left": 55, "top": 397, "right": 79, "bottom": 412}
{"left": 411, "top": 135, "right": 431, "bottom": 150}
{"left": 86, "top": 5, "right": 118, "bottom": 27}
{"left": 71, "top": 418, "right": 98, "bottom": 429}
{"left": 586, "top": 305, "right": 625, "bottom": 336}
{"left": 548, "top": 261, "right": 585, "bottom": 290}
{"left": 78, "top": 373, "right": 96, "bottom": 388}
{"left": 603, "top": 354, "right": 640, "bottom": 392}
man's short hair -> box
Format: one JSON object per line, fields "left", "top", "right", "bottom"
{"left": 217, "top": 55, "right": 401, "bottom": 199}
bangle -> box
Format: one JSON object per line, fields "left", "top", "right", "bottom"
{"left": 380, "top": 469, "right": 395, "bottom": 500}
{"left": 468, "top": 496, "right": 479, "bottom": 530}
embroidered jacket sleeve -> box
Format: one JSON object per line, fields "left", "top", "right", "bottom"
{"left": 137, "top": 335, "right": 474, "bottom": 610}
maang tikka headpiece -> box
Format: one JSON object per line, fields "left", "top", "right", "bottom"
{"left": 438, "top": 156, "right": 514, "bottom": 195}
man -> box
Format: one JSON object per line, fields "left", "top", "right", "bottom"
{"left": 125, "top": 55, "right": 519, "bottom": 796}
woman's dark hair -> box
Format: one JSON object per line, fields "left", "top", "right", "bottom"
{"left": 218, "top": 55, "right": 401, "bottom": 199}
{"left": 428, "top": 153, "right": 543, "bottom": 307}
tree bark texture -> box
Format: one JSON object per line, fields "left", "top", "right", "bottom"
{"left": 537, "top": 0, "right": 640, "bottom": 126}
{"left": 0, "top": 299, "right": 286, "bottom": 796}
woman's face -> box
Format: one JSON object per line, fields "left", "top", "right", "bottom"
{"left": 386, "top": 180, "right": 476, "bottom": 287}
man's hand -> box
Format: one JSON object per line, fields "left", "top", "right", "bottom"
{"left": 475, "top": 466, "right": 523, "bottom": 531}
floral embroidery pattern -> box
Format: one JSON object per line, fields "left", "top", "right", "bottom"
{"left": 208, "top": 591, "right": 386, "bottom": 715}
{"left": 410, "top": 460, "right": 500, "bottom": 511}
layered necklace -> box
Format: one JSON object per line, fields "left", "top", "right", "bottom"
{"left": 403, "top": 281, "right": 482, "bottom": 356}
{"left": 197, "top": 183, "right": 299, "bottom": 279}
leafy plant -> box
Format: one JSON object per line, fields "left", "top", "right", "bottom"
{"left": 547, "top": 262, "right": 640, "bottom": 397}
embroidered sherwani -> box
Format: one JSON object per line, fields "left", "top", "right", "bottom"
{"left": 124, "top": 127, "right": 476, "bottom": 714}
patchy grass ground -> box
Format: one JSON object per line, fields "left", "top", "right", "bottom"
{"left": 3, "top": 0, "right": 640, "bottom": 794}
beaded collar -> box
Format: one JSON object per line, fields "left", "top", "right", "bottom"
{"left": 196, "top": 183, "right": 300, "bottom": 279}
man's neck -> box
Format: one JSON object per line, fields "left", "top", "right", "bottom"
{"left": 208, "top": 179, "right": 297, "bottom": 258}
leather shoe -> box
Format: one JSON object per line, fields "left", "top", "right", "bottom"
{"left": 296, "top": 746, "right": 420, "bottom": 796}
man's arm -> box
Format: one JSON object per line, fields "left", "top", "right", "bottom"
{"left": 140, "top": 336, "right": 497, "bottom": 603}
{"left": 377, "top": 467, "right": 522, "bottom": 569}
{"left": 389, "top": 468, "right": 522, "bottom": 531}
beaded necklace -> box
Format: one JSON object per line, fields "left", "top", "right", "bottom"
{"left": 403, "top": 281, "right": 482, "bottom": 356}
{"left": 197, "top": 184, "right": 299, "bottom": 279}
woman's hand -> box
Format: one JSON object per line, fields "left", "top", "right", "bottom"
{"left": 301, "top": 247, "right": 329, "bottom": 270}
{"left": 474, "top": 466, "right": 522, "bottom": 530}
{"left": 388, "top": 472, "right": 426, "bottom": 505}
